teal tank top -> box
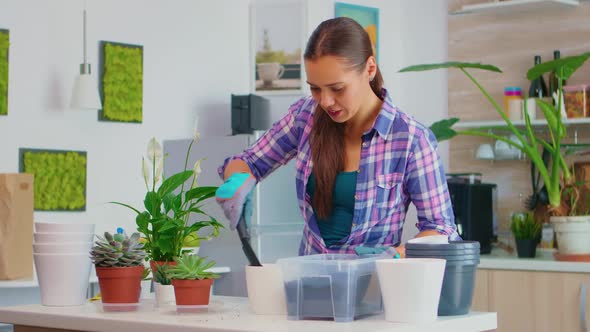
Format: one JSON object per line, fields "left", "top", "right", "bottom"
{"left": 306, "top": 171, "right": 357, "bottom": 247}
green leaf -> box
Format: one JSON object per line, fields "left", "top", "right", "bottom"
{"left": 109, "top": 201, "right": 141, "bottom": 215}
{"left": 536, "top": 98, "right": 565, "bottom": 138}
{"left": 157, "top": 218, "right": 182, "bottom": 233}
{"left": 399, "top": 62, "right": 502, "bottom": 73}
{"left": 185, "top": 186, "right": 218, "bottom": 203}
{"left": 527, "top": 52, "right": 590, "bottom": 81}
{"left": 156, "top": 235, "right": 176, "bottom": 255}
{"left": 136, "top": 212, "right": 151, "bottom": 232}
{"left": 429, "top": 118, "right": 460, "bottom": 142}
{"left": 162, "top": 193, "right": 176, "bottom": 213}
{"left": 157, "top": 170, "right": 193, "bottom": 197}
{"left": 144, "top": 191, "right": 161, "bottom": 217}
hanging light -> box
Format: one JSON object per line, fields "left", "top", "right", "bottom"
{"left": 70, "top": 7, "right": 101, "bottom": 110}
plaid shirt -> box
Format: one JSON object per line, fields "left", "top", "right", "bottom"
{"left": 219, "top": 89, "right": 458, "bottom": 255}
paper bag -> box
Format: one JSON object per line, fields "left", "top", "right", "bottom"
{"left": 0, "top": 173, "right": 34, "bottom": 279}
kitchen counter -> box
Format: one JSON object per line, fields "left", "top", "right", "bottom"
{"left": 479, "top": 248, "right": 590, "bottom": 273}
{"left": 0, "top": 296, "right": 497, "bottom": 332}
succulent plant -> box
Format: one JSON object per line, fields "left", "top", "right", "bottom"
{"left": 90, "top": 231, "right": 147, "bottom": 267}
{"left": 153, "top": 263, "right": 171, "bottom": 285}
{"left": 168, "top": 254, "right": 219, "bottom": 280}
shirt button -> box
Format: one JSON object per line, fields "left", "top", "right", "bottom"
{"left": 352, "top": 223, "right": 357, "bottom": 227}
{"left": 362, "top": 142, "right": 368, "bottom": 148}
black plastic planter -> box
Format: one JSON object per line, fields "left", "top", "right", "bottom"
{"left": 515, "top": 239, "right": 537, "bottom": 258}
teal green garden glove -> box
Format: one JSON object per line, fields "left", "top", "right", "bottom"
{"left": 215, "top": 173, "right": 256, "bottom": 230}
{"left": 354, "top": 246, "right": 401, "bottom": 258}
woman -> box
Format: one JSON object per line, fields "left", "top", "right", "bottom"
{"left": 216, "top": 17, "right": 458, "bottom": 257}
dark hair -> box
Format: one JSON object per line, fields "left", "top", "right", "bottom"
{"left": 306, "top": 17, "right": 384, "bottom": 219}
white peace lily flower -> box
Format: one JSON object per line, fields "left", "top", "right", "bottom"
{"left": 193, "top": 116, "right": 201, "bottom": 142}
{"left": 191, "top": 159, "right": 203, "bottom": 188}
{"left": 146, "top": 137, "right": 163, "bottom": 161}
{"left": 154, "top": 159, "right": 163, "bottom": 185}
{"left": 142, "top": 157, "right": 151, "bottom": 189}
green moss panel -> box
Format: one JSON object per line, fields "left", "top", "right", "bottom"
{"left": 101, "top": 41, "right": 143, "bottom": 123}
{"left": 0, "top": 29, "right": 9, "bottom": 116}
{"left": 20, "top": 149, "right": 87, "bottom": 211}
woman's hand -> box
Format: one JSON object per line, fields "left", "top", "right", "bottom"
{"left": 215, "top": 173, "right": 256, "bottom": 230}
{"left": 395, "top": 244, "right": 406, "bottom": 258}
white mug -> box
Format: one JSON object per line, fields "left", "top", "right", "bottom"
{"left": 257, "top": 62, "right": 285, "bottom": 85}
{"left": 475, "top": 144, "right": 495, "bottom": 160}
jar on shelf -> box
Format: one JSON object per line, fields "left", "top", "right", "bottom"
{"left": 563, "top": 84, "right": 590, "bottom": 118}
{"left": 504, "top": 86, "right": 523, "bottom": 120}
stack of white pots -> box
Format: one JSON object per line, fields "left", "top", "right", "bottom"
{"left": 32, "top": 222, "right": 95, "bottom": 306}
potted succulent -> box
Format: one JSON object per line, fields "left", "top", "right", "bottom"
{"left": 153, "top": 263, "right": 175, "bottom": 307}
{"left": 400, "top": 52, "right": 590, "bottom": 258}
{"left": 110, "top": 133, "right": 223, "bottom": 271}
{"left": 90, "top": 230, "right": 146, "bottom": 304}
{"left": 168, "top": 254, "right": 220, "bottom": 306}
{"left": 510, "top": 212, "right": 542, "bottom": 258}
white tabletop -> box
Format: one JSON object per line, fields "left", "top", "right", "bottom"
{"left": 0, "top": 296, "right": 497, "bottom": 332}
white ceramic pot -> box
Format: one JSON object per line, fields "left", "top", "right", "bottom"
{"left": 33, "top": 232, "right": 94, "bottom": 244}
{"left": 140, "top": 279, "right": 153, "bottom": 299}
{"left": 33, "top": 242, "right": 92, "bottom": 254}
{"left": 376, "top": 258, "right": 446, "bottom": 324}
{"left": 33, "top": 253, "right": 92, "bottom": 306}
{"left": 245, "top": 264, "right": 287, "bottom": 315}
{"left": 34, "top": 222, "right": 95, "bottom": 234}
{"left": 551, "top": 216, "right": 590, "bottom": 254}
{"left": 154, "top": 282, "right": 176, "bottom": 307}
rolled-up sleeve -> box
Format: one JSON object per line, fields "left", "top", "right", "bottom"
{"left": 218, "top": 98, "right": 307, "bottom": 182}
{"left": 405, "top": 127, "right": 459, "bottom": 239}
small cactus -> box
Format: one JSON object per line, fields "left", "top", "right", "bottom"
{"left": 90, "top": 231, "right": 146, "bottom": 267}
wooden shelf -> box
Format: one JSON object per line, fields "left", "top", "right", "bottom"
{"left": 451, "top": 0, "right": 580, "bottom": 15}
{"left": 453, "top": 117, "right": 590, "bottom": 129}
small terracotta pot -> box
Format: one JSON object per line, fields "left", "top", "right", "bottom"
{"left": 172, "top": 278, "right": 214, "bottom": 305}
{"left": 150, "top": 260, "right": 177, "bottom": 279}
{"left": 96, "top": 265, "right": 144, "bottom": 303}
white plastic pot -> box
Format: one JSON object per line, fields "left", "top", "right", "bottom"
{"left": 34, "top": 222, "right": 95, "bottom": 234}
{"left": 551, "top": 216, "right": 590, "bottom": 254}
{"left": 376, "top": 258, "right": 446, "bottom": 324}
{"left": 33, "top": 253, "right": 92, "bottom": 306}
{"left": 33, "top": 232, "right": 94, "bottom": 244}
{"left": 154, "top": 282, "right": 176, "bottom": 307}
{"left": 245, "top": 264, "right": 287, "bottom": 315}
{"left": 33, "top": 242, "right": 92, "bottom": 254}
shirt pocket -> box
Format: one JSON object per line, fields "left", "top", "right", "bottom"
{"left": 375, "top": 173, "right": 404, "bottom": 220}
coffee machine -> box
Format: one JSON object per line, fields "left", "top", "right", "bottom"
{"left": 447, "top": 173, "right": 497, "bottom": 254}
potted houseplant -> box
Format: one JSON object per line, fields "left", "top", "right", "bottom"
{"left": 153, "top": 263, "right": 175, "bottom": 307}
{"left": 399, "top": 52, "right": 590, "bottom": 258}
{"left": 510, "top": 212, "right": 542, "bottom": 258}
{"left": 168, "top": 253, "right": 220, "bottom": 306}
{"left": 90, "top": 230, "right": 146, "bottom": 304}
{"left": 110, "top": 134, "right": 223, "bottom": 271}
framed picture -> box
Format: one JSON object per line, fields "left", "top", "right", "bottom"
{"left": 335, "top": 2, "right": 379, "bottom": 63}
{"left": 250, "top": 0, "right": 307, "bottom": 95}
{"left": 19, "top": 148, "right": 87, "bottom": 211}
{"left": 99, "top": 41, "right": 143, "bottom": 123}
{"left": 0, "top": 29, "right": 9, "bottom": 116}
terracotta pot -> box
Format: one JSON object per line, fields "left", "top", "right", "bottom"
{"left": 172, "top": 278, "right": 214, "bottom": 305}
{"left": 149, "top": 260, "right": 177, "bottom": 279}
{"left": 95, "top": 265, "right": 144, "bottom": 304}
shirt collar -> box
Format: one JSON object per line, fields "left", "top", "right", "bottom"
{"left": 367, "top": 88, "right": 397, "bottom": 140}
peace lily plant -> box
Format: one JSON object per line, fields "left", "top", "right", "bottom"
{"left": 111, "top": 132, "right": 223, "bottom": 264}
{"left": 400, "top": 51, "right": 590, "bottom": 217}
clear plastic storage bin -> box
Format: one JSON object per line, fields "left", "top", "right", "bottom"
{"left": 276, "top": 254, "right": 383, "bottom": 322}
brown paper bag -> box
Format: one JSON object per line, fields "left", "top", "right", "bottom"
{"left": 0, "top": 173, "right": 34, "bottom": 280}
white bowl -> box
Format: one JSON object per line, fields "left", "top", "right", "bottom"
{"left": 35, "top": 222, "right": 95, "bottom": 234}
{"left": 33, "top": 242, "right": 93, "bottom": 254}
{"left": 34, "top": 232, "right": 95, "bottom": 244}
{"left": 407, "top": 235, "right": 449, "bottom": 245}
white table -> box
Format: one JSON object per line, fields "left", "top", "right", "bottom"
{"left": 0, "top": 296, "right": 497, "bottom": 332}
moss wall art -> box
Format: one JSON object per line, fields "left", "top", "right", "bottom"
{"left": 99, "top": 41, "right": 143, "bottom": 123}
{"left": 0, "top": 29, "right": 9, "bottom": 116}
{"left": 19, "top": 149, "right": 87, "bottom": 211}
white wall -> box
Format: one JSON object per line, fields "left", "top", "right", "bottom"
{"left": 0, "top": 0, "right": 250, "bottom": 237}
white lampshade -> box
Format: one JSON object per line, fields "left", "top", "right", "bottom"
{"left": 70, "top": 73, "right": 102, "bottom": 110}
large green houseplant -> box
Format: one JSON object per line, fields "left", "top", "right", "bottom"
{"left": 400, "top": 52, "right": 590, "bottom": 258}
{"left": 111, "top": 135, "right": 223, "bottom": 267}
{"left": 400, "top": 52, "right": 590, "bottom": 216}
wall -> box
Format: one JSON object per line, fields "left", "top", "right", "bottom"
{"left": 447, "top": 0, "right": 590, "bottom": 237}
